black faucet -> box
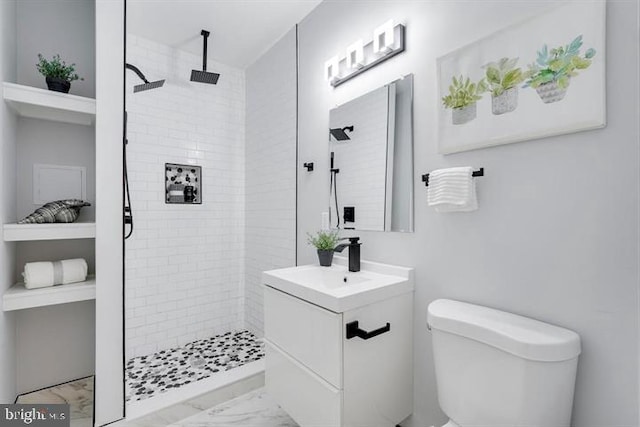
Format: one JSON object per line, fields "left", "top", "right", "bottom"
{"left": 334, "top": 237, "right": 361, "bottom": 272}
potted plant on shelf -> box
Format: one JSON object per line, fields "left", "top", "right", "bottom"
{"left": 442, "top": 75, "right": 487, "bottom": 125}
{"left": 36, "top": 53, "right": 83, "bottom": 93}
{"left": 483, "top": 57, "right": 525, "bottom": 115}
{"left": 523, "top": 35, "right": 596, "bottom": 104}
{"left": 307, "top": 229, "right": 340, "bottom": 267}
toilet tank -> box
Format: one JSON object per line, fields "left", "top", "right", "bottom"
{"left": 427, "top": 299, "right": 581, "bottom": 427}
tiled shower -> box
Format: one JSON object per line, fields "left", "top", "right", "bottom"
{"left": 124, "top": 34, "right": 269, "bottom": 403}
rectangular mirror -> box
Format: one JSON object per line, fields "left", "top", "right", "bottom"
{"left": 329, "top": 74, "right": 413, "bottom": 232}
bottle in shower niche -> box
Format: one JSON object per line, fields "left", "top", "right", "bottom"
{"left": 184, "top": 185, "right": 195, "bottom": 203}
{"left": 168, "top": 184, "right": 185, "bottom": 203}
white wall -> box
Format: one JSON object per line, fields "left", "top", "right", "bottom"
{"left": 0, "top": 0, "right": 17, "bottom": 405}
{"left": 125, "top": 34, "right": 246, "bottom": 359}
{"left": 16, "top": 302, "right": 95, "bottom": 394}
{"left": 95, "top": 0, "right": 125, "bottom": 423}
{"left": 16, "top": 0, "right": 95, "bottom": 98}
{"left": 295, "top": 2, "right": 639, "bottom": 426}
{"left": 244, "top": 28, "right": 298, "bottom": 336}
{"left": 16, "top": 118, "right": 96, "bottom": 222}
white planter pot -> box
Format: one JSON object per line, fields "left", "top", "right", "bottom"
{"left": 452, "top": 103, "right": 477, "bottom": 125}
{"left": 535, "top": 79, "right": 570, "bottom": 104}
{"left": 491, "top": 87, "right": 518, "bottom": 115}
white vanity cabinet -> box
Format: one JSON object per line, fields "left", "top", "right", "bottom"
{"left": 263, "top": 259, "right": 414, "bottom": 427}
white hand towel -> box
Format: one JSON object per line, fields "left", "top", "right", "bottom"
{"left": 23, "top": 258, "right": 88, "bottom": 289}
{"left": 427, "top": 166, "right": 478, "bottom": 212}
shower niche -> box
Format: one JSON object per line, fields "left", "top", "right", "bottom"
{"left": 165, "top": 163, "right": 202, "bottom": 204}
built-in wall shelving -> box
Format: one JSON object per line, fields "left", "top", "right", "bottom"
{"left": 3, "top": 222, "right": 96, "bottom": 241}
{"left": 2, "top": 276, "right": 96, "bottom": 311}
{"left": 2, "top": 82, "right": 97, "bottom": 243}
{"left": 2, "top": 81, "right": 97, "bottom": 313}
{"left": 2, "top": 82, "right": 96, "bottom": 126}
{"left": 3, "top": 0, "right": 103, "bottom": 415}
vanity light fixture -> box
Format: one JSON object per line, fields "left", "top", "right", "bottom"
{"left": 324, "top": 20, "right": 405, "bottom": 88}
{"left": 373, "top": 20, "right": 395, "bottom": 54}
{"left": 346, "top": 39, "right": 365, "bottom": 70}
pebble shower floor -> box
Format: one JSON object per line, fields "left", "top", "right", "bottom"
{"left": 125, "top": 330, "right": 264, "bottom": 402}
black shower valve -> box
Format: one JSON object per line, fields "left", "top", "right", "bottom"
{"left": 303, "top": 162, "right": 314, "bottom": 172}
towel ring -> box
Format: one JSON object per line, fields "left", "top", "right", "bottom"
{"left": 421, "top": 168, "right": 484, "bottom": 187}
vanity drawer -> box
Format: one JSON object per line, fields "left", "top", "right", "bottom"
{"left": 264, "top": 285, "right": 342, "bottom": 387}
{"left": 265, "top": 340, "right": 342, "bottom": 427}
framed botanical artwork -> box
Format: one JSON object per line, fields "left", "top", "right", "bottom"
{"left": 437, "top": 0, "right": 606, "bottom": 154}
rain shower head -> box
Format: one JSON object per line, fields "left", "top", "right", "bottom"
{"left": 134, "top": 79, "right": 165, "bottom": 93}
{"left": 191, "top": 30, "right": 220, "bottom": 85}
{"left": 126, "top": 63, "right": 165, "bottom": 93}
{"left": 330, "top": 126, "right": 354, "bottom": 141}
{"left": 190, "top": 69, "right": 219, "bottom": 84}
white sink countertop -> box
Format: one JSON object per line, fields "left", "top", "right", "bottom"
{"left": 262, "top": 256, "right": 414, "bottom": 312}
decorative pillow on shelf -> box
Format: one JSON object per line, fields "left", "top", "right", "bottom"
{"left": 18, "top": 199, "right": 91, "bottom": 224}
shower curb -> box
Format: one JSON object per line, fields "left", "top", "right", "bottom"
{"left": 121, "top": 360, "right": 264, "bottom": 426}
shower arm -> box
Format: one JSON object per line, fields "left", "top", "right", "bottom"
{"left": 125, "top": 63, "right": 150, "bottom": 84}
{"left": 201, "top": 30, "right": 210, "bottom": 72}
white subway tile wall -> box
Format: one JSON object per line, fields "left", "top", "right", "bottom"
{"left": 244, "top": 29, "right": 297, "bottom": 336}
{"left": 125, "top": 35, "right": 246, "bottom": 359}
{"left": 329, "top": 86, "right": 388, "bottom": 231}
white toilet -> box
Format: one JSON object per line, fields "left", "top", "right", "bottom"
{"left": 427, "top": 299, "right": 581, "bottom": 427}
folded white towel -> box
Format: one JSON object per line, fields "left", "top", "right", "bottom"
{"left": 22, "top": 258, "right": 88, "bottom": 289}
{"left": 427, "top": 166, "right": 478, "bottom": 212}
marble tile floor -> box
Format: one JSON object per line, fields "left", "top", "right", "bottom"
{"left": 15, "top": 376, "right": 94, "bottom": 427}
{"left": 125, "top": 368, "right": 265, "bottom": 423}
{"left": 121, "top": 387, "right": 298, "bottom": 427}
{"left": 127, "top": 330, "right": 264, "bottom": 402}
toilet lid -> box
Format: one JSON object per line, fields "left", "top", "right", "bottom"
{"left": 427, "top": 299, "right": 581, "bottom": 362}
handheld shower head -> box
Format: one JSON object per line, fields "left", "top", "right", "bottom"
{"left": 191, "top": 30, "right": 220, "bottom": 85}
{"left": 126, "top": 63, "right": 165, "bottom": 93}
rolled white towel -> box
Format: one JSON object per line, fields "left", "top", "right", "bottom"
{"left": 22, "top": 258, "right": 88, "bottom": 289}
{"left": 427, "top": 166, "right": 478, "bottom": 212}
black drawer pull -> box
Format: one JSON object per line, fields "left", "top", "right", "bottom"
{"left": 346, "top": 321, "right": 391, "bottom": 340}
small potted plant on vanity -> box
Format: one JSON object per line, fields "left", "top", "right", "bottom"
{"left": 307, "top": 229, "right": 340, "bottom": 267}
{"left": 442, "top": 75, "right": 487, "bottom": 125}
{"left": 523, "top": 35, "right": 596, "bottom": 104}
{"left": 483, "top": 57, "right": 525, "bottom": 115}
{"left": 36, "top": 53, "right": 83, "bottom": 93}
